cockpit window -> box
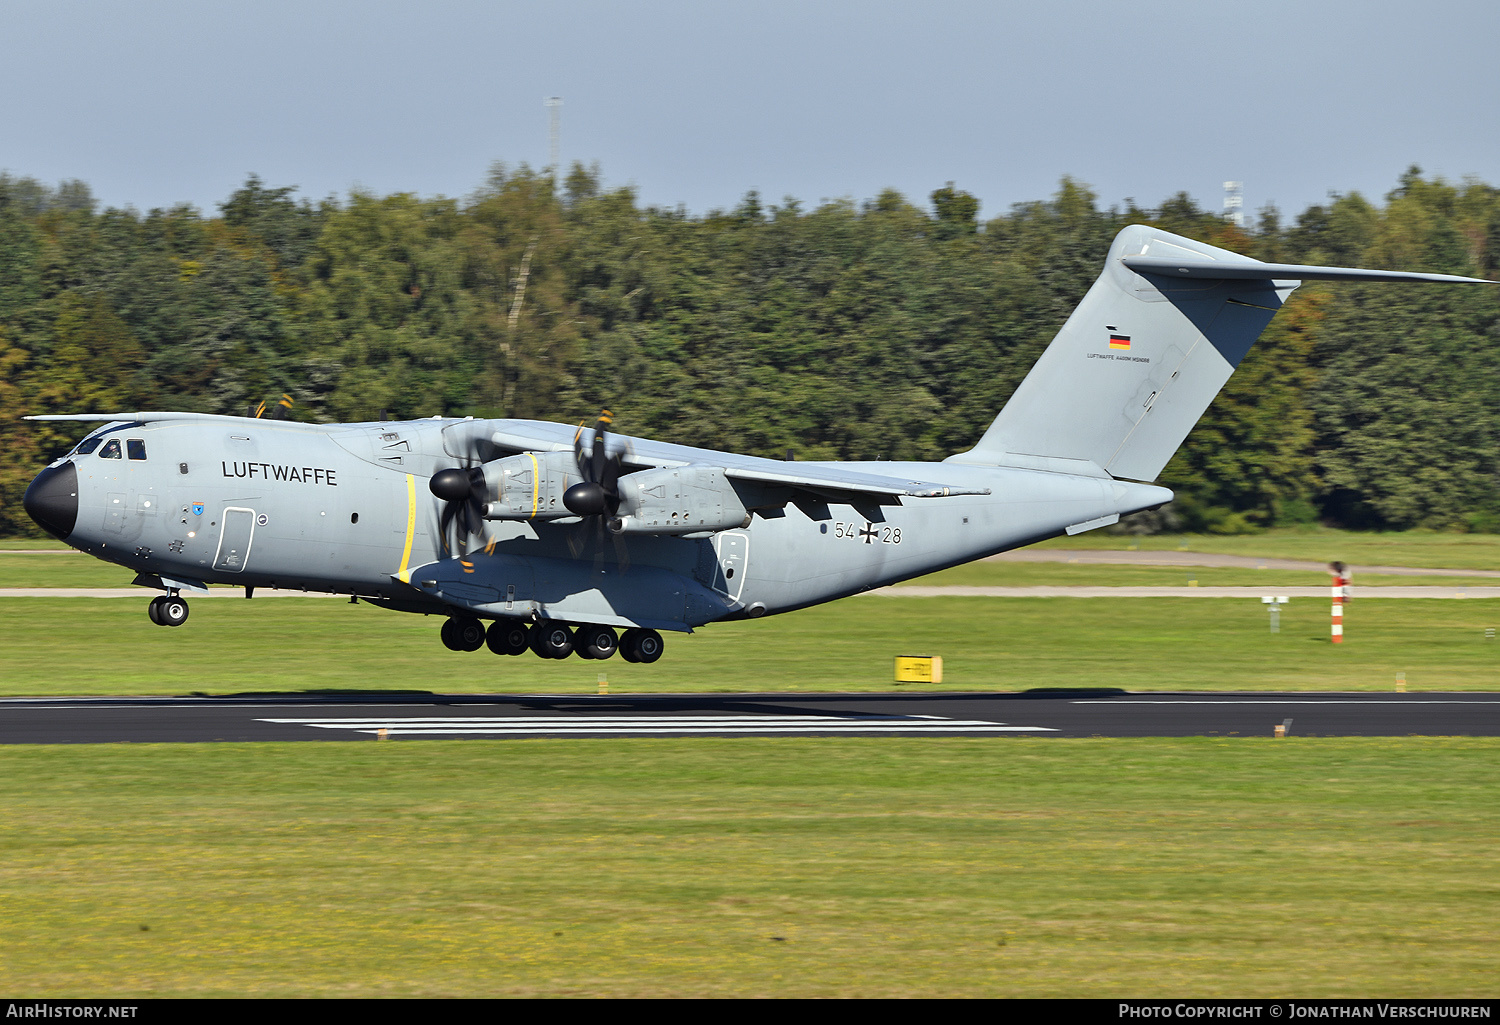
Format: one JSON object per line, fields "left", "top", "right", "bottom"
{"left": 75, "top": 437, "right": 102, "bottom": 455}
{"left": 99, "top": 439, "right": 122, "bottom": 459}
{"left": 126, "top": 439, "right": 147, "bottom": 460}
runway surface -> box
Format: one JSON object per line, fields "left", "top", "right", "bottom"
{"left": 3, "top": 691, "right": 1498, "bottom": 743}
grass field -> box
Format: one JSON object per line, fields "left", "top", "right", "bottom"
{"left": 1, "top": 737, "right": 1494, "bottom": 997}
{"left": 1032, "top": 528, "right": 1500, "bottom": 570}
{"left": 6, "top": 536, "right": 1500, "bottom": 589}
{"left": 5, "top": 593, "right": 1500, "bottom": 696}
{"left": 903, "top": 562, "right": 1500, "bottom": 588}
{"left": 4, "top": 532, "right": 1497, "bottom": 998}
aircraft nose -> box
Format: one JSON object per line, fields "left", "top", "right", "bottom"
{"left": 23, "top": 461, "right": 79, "bottom": 540}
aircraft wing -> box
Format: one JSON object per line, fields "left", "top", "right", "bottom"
{"left": 25, "top": 411, "right": 334, "bottom": 431}
{"left": 719, "top": 465, "right": 988, "bottom": 499}
{"left": 488, "top": 420, "right": 987, "bottom": 499}
{"left": 26, "top": 412, "right": 237, "bottom": 422}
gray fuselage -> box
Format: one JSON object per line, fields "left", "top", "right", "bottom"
{"left": 44, "top": 415, "right": 1169, "bottom": 633}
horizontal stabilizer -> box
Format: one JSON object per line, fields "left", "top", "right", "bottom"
{"left": 1123, "top": 255, "right": 1493, "bottom": 285}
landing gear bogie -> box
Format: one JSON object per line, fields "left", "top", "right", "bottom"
{"left": 576, "top": 625, "right": 619, "bottom": 661}
{"left": 440, "top": 616, "right": 486, "bottom": 652}
{"left": 438, "top": 615, "right": 657, "bottom": 662}
{"left": 529, "top": 621, "right": 576, "bottom": 660}
{"left": 620, "top": 627, "right": 663, "bottom": 663}
{"left": 148, "top": 595, "right": 189, "bottom": 628}
{"left": 486, "top": 620, "right": 530, "bottom": 656}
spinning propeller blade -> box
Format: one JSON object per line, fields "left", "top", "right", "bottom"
{"left": 429, "top": 449, "right": 490, "bottom": 557}
{"left": 565, "top": 409, "right": 629, "bottom": 574}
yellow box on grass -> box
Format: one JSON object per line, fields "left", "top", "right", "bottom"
{"left": 894, "top": 656, "right": 943, "bottom": 684}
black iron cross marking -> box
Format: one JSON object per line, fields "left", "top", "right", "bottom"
{"left": 859, "top": 523, "right": 878, "bottom": 544}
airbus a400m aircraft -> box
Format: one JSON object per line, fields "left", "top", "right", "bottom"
{"left": 23, "top": 226, "right": 1493, "bottom": 663}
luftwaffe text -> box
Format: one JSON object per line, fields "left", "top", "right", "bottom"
{"left": 221, "top": 461, "right": 337, "bottom": 485}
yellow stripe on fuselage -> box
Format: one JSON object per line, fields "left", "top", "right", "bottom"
{"left": 397, "top": 473, "right": 416, "bottom": 583}
{"left": 528, "top": 452, "right": 540, "bottom": 518}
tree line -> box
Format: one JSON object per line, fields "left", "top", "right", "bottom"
{"left": 1, "top": 163, "right": 1497, "bottom": 536}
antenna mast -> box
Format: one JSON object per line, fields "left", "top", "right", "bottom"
{"left": 1222, "top": 181, "right": 1244, "bottom": 227}
{"left": 545, "top": 96, "right": 563, "bottom": 172}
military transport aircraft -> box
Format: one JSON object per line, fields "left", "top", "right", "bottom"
{"left": 22, "top": 225, "right": 1494, "bottom": 663}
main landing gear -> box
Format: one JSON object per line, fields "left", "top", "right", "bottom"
{"left": 147, "top": 594, "right": 190, "bottom": 627}
{"left": 439, "top": 616, "right": 663, "bottom": 663}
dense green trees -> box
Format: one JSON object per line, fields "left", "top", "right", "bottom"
{"left": 1, "top": 164, "right": 1497, "bottom": 536}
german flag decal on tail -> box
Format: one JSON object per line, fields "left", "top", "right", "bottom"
{"left": 1108, "top": 334, "right": 1131, "bottom": 351}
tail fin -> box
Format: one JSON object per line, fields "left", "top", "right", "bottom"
{"left": 947, "top": 224, "right": 1491, "bottom": 482}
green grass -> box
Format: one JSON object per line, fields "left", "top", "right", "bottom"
{"left": 0, "top": 550, "right": 141, "bottom": 588}
{"left": 1033, "top": 528, "right": 1500, "bottom": 570}
{"left": 0, "top": 738, "right": 1494, "bottom": 997}
{"left": 5, "top": 544, "right": 1499, "bottom": 590}
{"left": 902, "top": 562, "right": 1500, "bottom": 588}
{"left": 6, "top": 530, "right": 1497, "bottom": 998}
{"left": 7, "top": 594, "right": 1500, "bottom": 696}
{"left": 0, "top": 539, "right": 92, "bottom": 551}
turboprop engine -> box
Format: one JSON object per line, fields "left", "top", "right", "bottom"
{"left": 607, "top": 466, "right": 752, "bottom": 536}
{"left": 483, "top": 450, "right": 580, "bottom": 521}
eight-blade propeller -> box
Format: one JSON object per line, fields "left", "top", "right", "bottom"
{"left": 429, "top": 463, "right": 488, "bottom": 556}
{"left": 564, "top": 409, "right": 629, "bottom": 572}
{"left": 564, "top": 409, "right": 623, "bottom": 519}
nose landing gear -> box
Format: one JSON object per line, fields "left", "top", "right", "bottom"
{"left": 148, "top": 594, "right": 190, "bottom": 627}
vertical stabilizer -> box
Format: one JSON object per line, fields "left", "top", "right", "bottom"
{"left": 947, "top": 225, "right": 1296, "bottom": 482}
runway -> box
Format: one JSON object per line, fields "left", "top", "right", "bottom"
{"left": 3, "top": 691, "right": 1498, "bottom": 743}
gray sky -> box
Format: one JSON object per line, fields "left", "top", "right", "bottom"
{"left": 3, "top": 0, "right": 1497, "bottom": 222}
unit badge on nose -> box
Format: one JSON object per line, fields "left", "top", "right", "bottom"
{"left": 192, "top": 503, "right": 204, "bottom": 516}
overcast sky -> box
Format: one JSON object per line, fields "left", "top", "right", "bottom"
{"left": 3, "top": 0, "right": 1497, "bottom": 223}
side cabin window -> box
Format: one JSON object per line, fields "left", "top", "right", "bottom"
{"left": 127, "top": 439, "right": 147, "bottom": 460}
{"left": 99, "top": 439, "right": 122, "bottom": 459}
{"left": 75, "top": 437, "right": 103, "bottom": 455}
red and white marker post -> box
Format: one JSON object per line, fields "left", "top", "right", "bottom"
{"left": 1329, "top": 561, "right": 1349, "bottom": 644}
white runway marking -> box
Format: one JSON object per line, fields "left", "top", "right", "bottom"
{"left": 257, "top": 714, "right": 1057, "bottom": 736}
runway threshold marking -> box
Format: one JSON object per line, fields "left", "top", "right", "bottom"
{"left": 256, "top": 714, "right": 1057, "bottom": 736}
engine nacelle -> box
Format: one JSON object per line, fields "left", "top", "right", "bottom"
{"left": 608, "top": 466, "right": 751, "bottom": 535}
{"left": 483, "top": 450, "right": 579, "bottom": 520}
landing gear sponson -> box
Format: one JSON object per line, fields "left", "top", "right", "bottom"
{"left": 440, "top": 616, "right": 663, "bottom": 663}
